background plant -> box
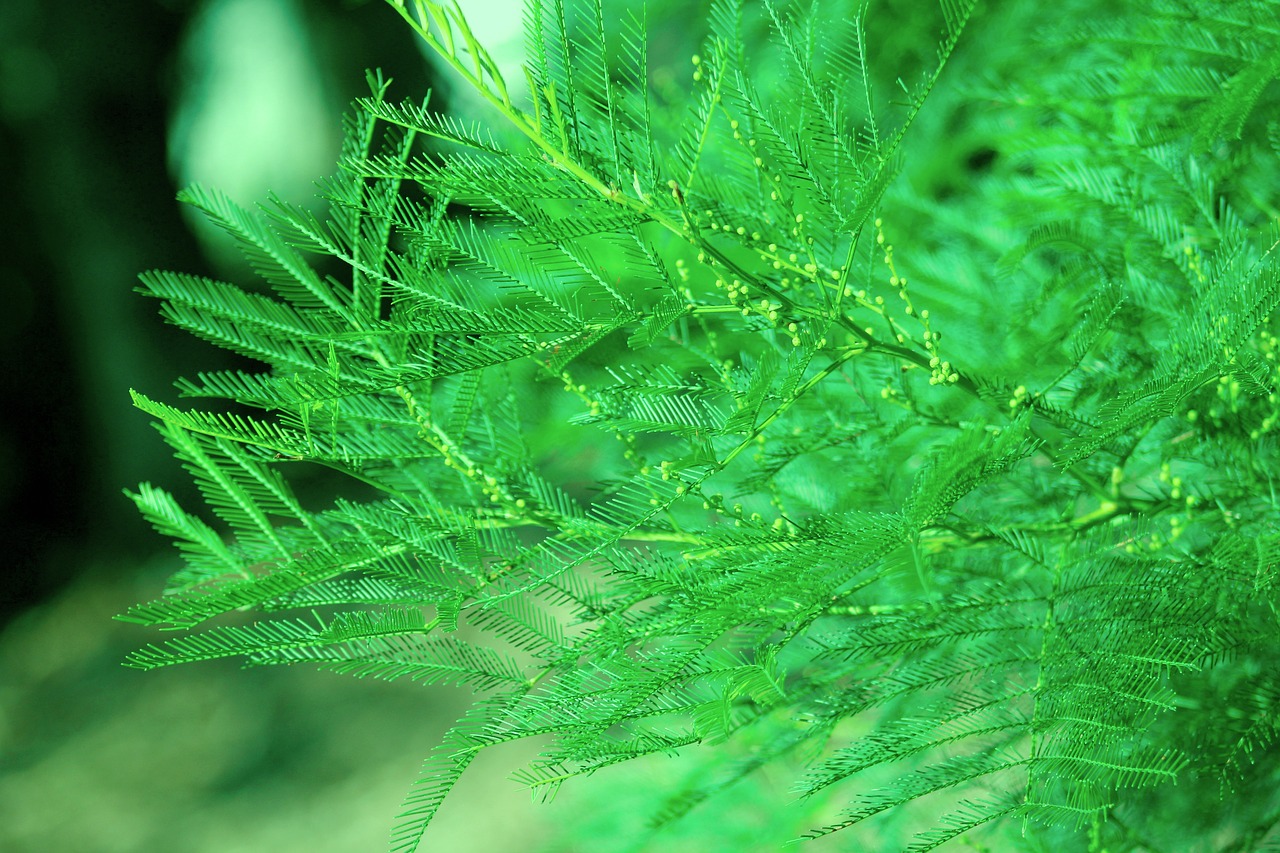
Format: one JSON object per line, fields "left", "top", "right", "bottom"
{"left": 121, "top": 0, "right": 1280, "bottom": 850}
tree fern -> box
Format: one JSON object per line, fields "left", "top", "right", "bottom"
{"left": 124, "top": 0, "right": 1280, "bottom": 850}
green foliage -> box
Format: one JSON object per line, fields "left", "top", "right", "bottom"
{"left": 123, "top": 0, "right": 1280, "bottom": 849}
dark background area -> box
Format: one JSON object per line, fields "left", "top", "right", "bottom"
{"left": 0, "top": 0, "right": 433, "bottom": 624}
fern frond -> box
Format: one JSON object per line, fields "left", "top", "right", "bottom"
{"left": 177, "top": 184, "right": 352, "bottom": 316}
{"left": 123, "top": 0, "right": 1280, "bottom": 850}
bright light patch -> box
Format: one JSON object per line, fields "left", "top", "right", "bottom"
{"left": 169, "top": 0, "right": 335, "bottom": 214}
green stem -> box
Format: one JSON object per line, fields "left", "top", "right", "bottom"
{"left": 720, "top": 346, "right": 864, "bottom": 469}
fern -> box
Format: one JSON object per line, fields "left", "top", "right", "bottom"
{"left": 123, "top": 0, "right": 1280, "bottom": 850}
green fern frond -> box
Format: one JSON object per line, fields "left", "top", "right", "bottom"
{"left": 122, "top": 0, "right": 1280, "bottom": 850}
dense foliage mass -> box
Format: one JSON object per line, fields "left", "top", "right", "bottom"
{"left": 122, "top": 0, "right": 1280, "bottom": 849}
